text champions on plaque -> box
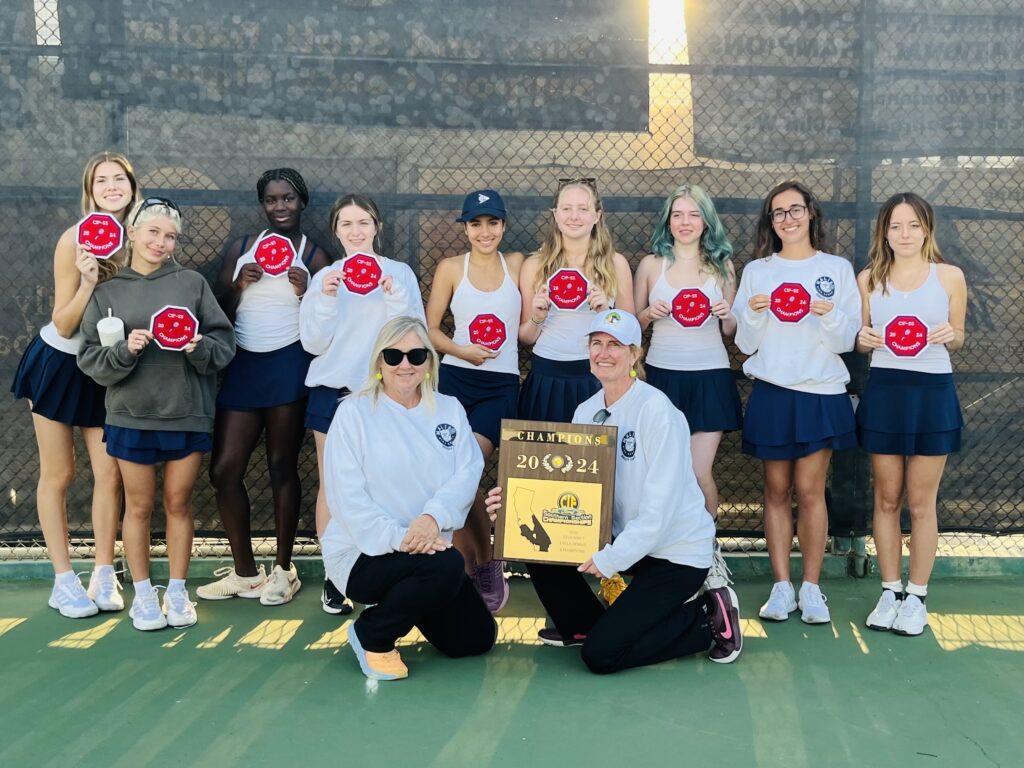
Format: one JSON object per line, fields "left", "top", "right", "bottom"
{"left": 494, "top": 419, "right": 616, "bottom": 567}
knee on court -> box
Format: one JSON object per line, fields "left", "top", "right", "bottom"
{"left": 580, "top": 634, "right": 622, "bottom": 675}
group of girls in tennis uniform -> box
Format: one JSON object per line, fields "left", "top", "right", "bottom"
{"left": 15, "top": 153, "right": 965, "bottom": 658}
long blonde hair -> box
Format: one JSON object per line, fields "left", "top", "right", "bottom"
{"left": 532, "top": 181, "right": 618, "bottom": 298}
{"left": 358, "top": 316, "right": 440, "bottom": 411}
{"left": 81, "top": 151, "right": 143, "bottom": 282}
{"left": 867, "top": 192, "right": 943, "bottom": 295}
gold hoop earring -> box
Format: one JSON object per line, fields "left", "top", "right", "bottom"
{"left": 375, "top": 371, "right": 383, "bottom": 381}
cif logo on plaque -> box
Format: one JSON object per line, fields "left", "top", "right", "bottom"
{"left": 495, "top": 419, "right": 616, "bottom": 566}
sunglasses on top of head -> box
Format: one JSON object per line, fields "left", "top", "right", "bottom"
{"left": 132, "top": 197, "right": 182, "bottom": 225}
{"left": 381, "top": 347, "right": 430, "bottom": 366}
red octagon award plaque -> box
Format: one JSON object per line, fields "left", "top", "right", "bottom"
{"left": 468, "top": 313, "right": 507, "bottom": 351}
{"left": 885, "top": 315, "right": 928, "bottom": 358}
{"left": 770, "top": 282, "right": 811, "bottom": 323}
{"left": 253, "top": 234, "right": 296, "bottom": 277}
{"left": 150, "top": 305, "right": 198, "bottom": 351}
{"left": 341, "top": 253, "right": 382, "bottom": 295}
{"left": 671, "top": 288, "right": 712, "bottom": 328}
{"left": 76, "top": 213, "right": 124, "bottom": 259}
{"left": 547, "top": 268, "right": 589, "bottom": 311}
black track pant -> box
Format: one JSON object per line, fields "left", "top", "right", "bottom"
{"left": 528, "top": 556, "right": 712, "bottom": 674}
{"left": 347, "top": 548, "right": 497, "bottom": 656}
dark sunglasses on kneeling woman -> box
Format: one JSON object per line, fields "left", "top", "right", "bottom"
{"left": 381, "top": 347, "right": 430, "bottom": 366}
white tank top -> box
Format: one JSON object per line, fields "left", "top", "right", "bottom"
{"left": 39, "top": 321, "right": 82, "bottom": 355}
{"left": 533, "top": 268, "right": 607, "bottom": 361}
{"left": 443, "top": 253, "right": 521, "bottom": 376}
{"left": 646, "top": 261, "right": 730, "bottom": 371}
{"left": 231, "top": 231, "right": 310, "bottom": 352}
{"left": 869, "top": 264, "right": 952, "bottom": 374}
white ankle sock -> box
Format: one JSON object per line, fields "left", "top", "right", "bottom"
{"left": 881, "top": 579, "right": 904, "bottom": 594}
{"left": 55, "top": 570, "right": 77, "bottom": 586}
{"left": 94, "top": 564, "right": 115, "bottom": 576}
{"left": 134, "top": 579, "right": 153, "bottom": 595}
{"left": 168, "top": 578, "right": 186, "bottom": 593}
{"left": 906, "top": 581, "right": 927, "bottom": 599}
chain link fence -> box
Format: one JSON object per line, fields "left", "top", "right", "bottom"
{"left": 1, "top": 1, "right": 1022, "bottom": 559}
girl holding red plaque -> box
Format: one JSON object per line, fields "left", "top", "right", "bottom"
{"left": 202, "top": 169, "right": 330, "bottom": 607}
{"left": 11, "top": 151, "right": 141, "bottom": 619}
{"left": 425, "top": 189, "right": 523, "bottom": 615}
{"left": 78, "top": 199, "right": 235, "bottom": 631}
{"left": 634, "top": 184, "right": 742, "bottom": 519}
{"left": 733, "top": 180, "right": 858, "bottom": 626}
{"left": 300, "top": 194, "right": 426, "bottom": 612}
{"left": 855, "top": 193, "right": 966, "bottom": 637}
{"left": 518, "top": 178, "right": 634, "bottom": 423}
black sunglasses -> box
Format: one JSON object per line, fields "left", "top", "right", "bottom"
{"left": 593, "top": 408, "right": 611, "bottom": 425}
{"left": 132, "top": 196, "right": 181, "bottom": 225}
{"left": 381, "top": 347, "right": 430, "bottom": 366}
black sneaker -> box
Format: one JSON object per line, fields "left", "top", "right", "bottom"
{"left": 321, "top": 579, "right": 353, "bottom": 616}
{"left": 706, "top": 586, "right": 742, "bottom": 664}
{"left": 538, "top": 627, "right": 586, "bottom": 647}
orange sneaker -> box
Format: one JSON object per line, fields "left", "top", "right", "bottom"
{"left": 349, "top": 624, "right": 409, "bottom": 680}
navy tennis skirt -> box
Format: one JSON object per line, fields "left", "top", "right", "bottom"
{"left": 304, "top": 386, "right": 351, "bottom": 433}
{"left": 645, "top": 365, "right": 743, "bottom": 433}
{"left": 518, "top": 354, "right": 599, "bottom": 424}
{"left": 857, "top": 368, "right": 963, "bottom": 456}
{"left": 438, "top": 363, "right": 519, "bottom": 447}
{"left": 11, "top": 335, "right": 106, "bottom": 428}
{"left": 217, "top": 341, "right": 312, "bottom": 411}
{"left": 104, "top": 425, "right": 211, "bottom": 465}
{"left": 742, "top": 379, "right": 856, "bottom": 460}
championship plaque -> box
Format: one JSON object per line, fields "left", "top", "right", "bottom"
{"left": 494, "top": 419, "right": 616, "bottom": 566}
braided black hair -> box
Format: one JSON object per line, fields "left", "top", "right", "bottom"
{"left": 256, "top": 168, "right": 309, "bottom": 207}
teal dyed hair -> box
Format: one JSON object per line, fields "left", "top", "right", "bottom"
{"left": 650, "top": 184, "right": 733, "bottom": 282}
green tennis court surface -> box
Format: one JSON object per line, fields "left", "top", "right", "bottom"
{"left": 2, "top": 576, "right": 1021, "bottom": 767}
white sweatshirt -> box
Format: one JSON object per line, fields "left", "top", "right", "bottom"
{"left": 733, "top": 251, "right": 858, "bottom": 394}
{"left": 320, "top": 390, "right": 484, "bottom": 594}
{"left": 299, "top": 255, "right": 426, "bottom": 390}
{"left": 572, "top": 380, "right": 715, "bottom": 576}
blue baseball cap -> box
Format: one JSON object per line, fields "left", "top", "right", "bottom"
{"left": 457, "top": 189, "right": 507, "bottom": 222}
{"left": 587, "top": 309, "right": 641, "bottom": 346}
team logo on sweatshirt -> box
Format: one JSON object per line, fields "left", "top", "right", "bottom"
{"left": 814, "top": 276, "right": 835, "bottom": 298}
{"left": 435, "top": 423, "right": 457, "bottom": 448}
{"left": 621, "top": 431, "right": 636, "bottom": 460}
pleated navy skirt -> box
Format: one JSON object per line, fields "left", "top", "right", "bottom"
{"left": 304, "top": 386, "right": 351, "bottom": 433}
{"left": 438, "top": 364, "right": 519, "bottom": 447}
{"left": 518, "top": 354, "right": 598, "bottom": 424}
{"left": 742, "top": 379, "right": 856, "bottom": 460}
{"left": 217, "top": 341, "right": 312, "bottom": 411}
{"left": 645, "top": 365, "right": 743, "bottom": 433}
{"left": 857, "top": 368, "right": 963, "bottom": 456}
{"left": 11, "top": 335, "right": 106, "bottom": 428}
{"left": 104, "top": 425, "right": 211, "bottom": 465}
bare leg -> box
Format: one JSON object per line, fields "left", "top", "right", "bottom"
{"left": 763, "top": 459, "right": 795, "bottom": 582}
{"left": 118, "top": 459, "right": 157, "bottom": 583}
{"left": 870, "top": 453, "right": 907, "bottom": 583}
{"left": 792, "top": 449, "right": 832, "bottom": 584}
{"left": 264, "top": 401, "right": 308, "bottom": 569}
{"left": 905, "top": 455, "right": 947, "bottom": 586}
{"left": 690, "top": 430, "right": 724, "bottom": 519}
{"left": 209, "top": 409, "right": 264, "bottom": 575}
{"left": 163, "top": 453, "right": 203, "bottom": 580}
{"left": 314, "top": 431, "right": 329, "bottom": 537}
{"left": 31, "top": 413, "right": 76, "bottom": 574}
{"left": 453, "top": 434, "right": 494, "bottom": 575}
{"left": 81, "top": 426, "right": 122, "bottom": 566}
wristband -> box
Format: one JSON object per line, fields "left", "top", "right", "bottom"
{"left": 530, "top": 315, "right": 546, "bottom": 326}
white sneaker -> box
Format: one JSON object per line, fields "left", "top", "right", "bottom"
{"left": 48, "top": 574, "right": 99, "bottom": 619}
{"left": 260, "top": 564, "right": 302, "bottom": 606}
{"left": 130, "top": 586, "right": 168, "bottom": 631}
{"left": 892, "top": 594, "right": 928, "bottom": 636}
{"left": 798, "top": 583, "right": 831, "bottom": 624}
{"left": 703, "top": 540, "right": 733, "bottom": 592}
{"left": 758, "top": 581, "right": 797, "bottom": 621}
{"left": 196, "top": 565, "right": 267, "bottom": 600}
{"left": 87, "top": 567, "right": 125, "bottom": 611}
{"left": 163, "top": 586, "right": 198, "bottom": 628}
{"left": 866, "top": 589, "right": 901, "bottom": 631}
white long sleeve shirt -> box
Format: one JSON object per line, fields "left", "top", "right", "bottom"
{"left": 733, "top": 252, "right": 858, "bottom": 394}
{"left": 299, "top": 255, "right": 426, "bottom": 390}
{"left": 320, "top": 390, "right": 484, "bottom": 594}
{"left": 572, "top": 380, "right": 715, "bottom": 577}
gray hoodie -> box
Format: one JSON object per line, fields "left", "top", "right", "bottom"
{"left": 78, "top": 261, "right": 235, "bottom": 432}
